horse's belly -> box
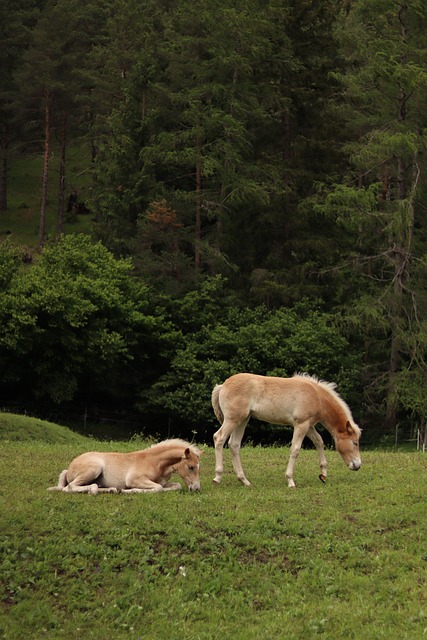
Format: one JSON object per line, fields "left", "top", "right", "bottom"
{"left": 251, "top": 403, "right": 294, "bottom": 425}
{"left": 98, "top": 467, "right": 128, "bottom": 489}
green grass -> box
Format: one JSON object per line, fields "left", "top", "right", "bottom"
{"left": 1, "top": 416, "right": 426, "bottom": 639}
{"left": 1, "top": 145, "right": 94, "bottom": 248}
{"left": 0, "top": 412, "right": 88, "bottom": 444}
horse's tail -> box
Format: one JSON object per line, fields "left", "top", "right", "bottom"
{"left": 47, "top": 469, "right": 68, "bottom": 491}
{"left": 212, "top": 384, "right": 224, "bottom": 424}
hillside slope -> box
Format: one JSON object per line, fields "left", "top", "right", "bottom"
{"left": 0, "top": 412, "right": 88, "bottom": 443}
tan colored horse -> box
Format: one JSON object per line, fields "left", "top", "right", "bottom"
{"left": 212, "top": 373, "right": 361, "bottom": 488}
{"left": 48, "top": 439, "right": 203, "bottom": 494}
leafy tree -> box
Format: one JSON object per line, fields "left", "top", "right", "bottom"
{"left": 145, "top": 288, "right": 362, "bottom": 437}
{"left": 0, "top": 234, "right": 173, "bottom": 406}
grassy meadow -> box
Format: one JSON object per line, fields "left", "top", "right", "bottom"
{"left": 0, "top": 415, "right": 426, "bottom": 640}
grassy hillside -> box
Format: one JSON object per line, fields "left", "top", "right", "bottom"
{"left": 1, "top": 145, "right": 94, "bottom": 249}
{"left": 0, "top": 412, "right": 88, "bottom": 444}
{"left": 1, "top": 419, "right": 426, "bottom": 639}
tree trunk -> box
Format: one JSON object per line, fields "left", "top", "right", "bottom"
{"left": 195, "top": 127, "right": 202, "bottom": 271}
{"left": 57, "top": 111, "right": 67, "bottom": 238}
{"left": 39, "top": 89, "right": 51, "bottom": 250}
{"left": 385, "top": 246, "right": 404, "bottom": 431}
{"left": 0, "top": 126, "right": 8, "bottom": 211}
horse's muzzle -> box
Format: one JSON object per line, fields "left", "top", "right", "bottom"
{"left": 188, "top": 483, "right": 201, "bottom": 492}
{"left": 349, "top": 460, "right": 361, "bottom": 471}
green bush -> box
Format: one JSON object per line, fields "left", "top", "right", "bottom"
{"left": 147, "top": 288, "right": 363, "bottom": 432}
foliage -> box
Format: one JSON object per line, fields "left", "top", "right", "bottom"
{"left": 0, "top": 241, "right": 22, "bottom": 289}
{"left": 0, "top": 234, "right": 173, "bottom": 404}
{"left": 146, "top": 289, "right": 362, "bottom": 432}
{"left": 1, "top": 436, "right": 426, "bottom": 639}
{"left": 3, "top": 0, "right": 427, "bottom": 440}
{"left": 92, "top": 0, "right": 345, "bottom": 299}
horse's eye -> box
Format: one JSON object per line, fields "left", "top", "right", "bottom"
{"left": 353, "top": 441, "right": 358, "bottom": 447}
{"left": 188, "top": 465, "right": 195, "bottom": 471}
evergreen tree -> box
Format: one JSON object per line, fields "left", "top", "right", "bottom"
{"left": 16, "top": 0, "right": 110, "bottom": 246}
{"left": 93, "top": 0, "right": 346, "bottom": 300}
{"left": 91, "top": 0, "right": 168, "bottom": 253}
{"left": 0, "top": 0, "right": 39, "bottom": 211}
{"left": 316, "top": 0, "right": 427, "bottom": 434}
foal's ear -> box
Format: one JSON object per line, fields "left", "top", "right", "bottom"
{"left": 345, "top": 421, "right": 354, "bottom": 435}
{"left": 184, "top": 447, "right": 191, "bottom": 459}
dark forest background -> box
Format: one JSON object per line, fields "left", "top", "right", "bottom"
{"left": 1, "top": 0, "right": 426, "bottom": 445}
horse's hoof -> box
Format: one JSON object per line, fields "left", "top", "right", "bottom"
{"left": 319, "top": 474, "right": 327, "bottom": 483}
{"left": 212, "top": 478, "right": 221, "bottom": 485}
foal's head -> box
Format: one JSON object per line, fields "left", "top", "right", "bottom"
{"left": 176, "top": 447, "right": 202, "bottom": 491}
{"left": 335, "top": 421, "right": 362, "bottom": 471}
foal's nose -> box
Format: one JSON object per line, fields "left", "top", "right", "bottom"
{"left": 349, "top": 460, "right": 361, "bottom": 471}
{"left": 189, "top": 482, "right": 201, "bottom": 492}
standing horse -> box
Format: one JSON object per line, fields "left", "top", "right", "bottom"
{"left": 212, "top": 373, "right": 361, "bottom": 488}
{"left": 47, "top": 439, "right": 202, "bottom": 494}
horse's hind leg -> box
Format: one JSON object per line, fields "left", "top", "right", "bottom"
{"left": 213, "top": 419, "right": 249, "bottom": 485}
{"left": 63, "top": 461, "right": 103, "bottom": 494}
{"left": 213, "top": 425, "right": 226, "bottom": 484}
{"left": 306, "top": 425, "right": 328, "bottom": 483}
{"left": 229, "top": 423, "right": 250, "bottom": 486}
{"left": 213, "top": 419, "right": 239, "bottom": 484}
{"left": 47, "top": 469, "right": 68, "bottom": 491}
{"left": 64, "top": 482, "right": 100, "bottom": 494}
{"left": 48, "top": 469, "right": 99, "bottom": 494}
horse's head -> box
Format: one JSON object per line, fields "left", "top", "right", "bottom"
{"left": 176, "top": 447, "right": 203, "bottom": 491}
{"left": 335, "top": 421, "right": 362, "bottom": 471}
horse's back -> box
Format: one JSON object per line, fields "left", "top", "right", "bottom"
{"left": 219, "top": 373, "right": 321, "bottom": 425}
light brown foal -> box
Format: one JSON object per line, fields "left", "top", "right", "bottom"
{"left": 212, "top": 373, "right": 361, "bottom": 488}
{"left": 48, "top": 439, "right": 203, "bottom": 494}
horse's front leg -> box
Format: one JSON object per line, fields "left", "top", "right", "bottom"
{"left": 285, "top": 423, "right": 310, "bottom": 488}
{"left": 162, "top": 482, "right": 182, "bottom": 491}
{"left": 121, "top": 476, "right": 166, "bottom": 493}
{"left": 306, "top": 425, "right": 328, "bottom": 483}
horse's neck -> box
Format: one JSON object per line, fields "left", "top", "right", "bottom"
{"left": 145, "top": 446, "right": 184, "bottom": 469}
{"left": 320, "top": 395, "right": 348, "bottom": 436}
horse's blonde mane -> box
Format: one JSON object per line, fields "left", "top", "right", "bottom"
{"left": 150, "top": 438, "right": 202, "bottom": 456}
{"left": 294, "top": 373, "right": 361, "bottom": 436}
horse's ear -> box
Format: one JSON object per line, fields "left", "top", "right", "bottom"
{"left": 184, "top": 447, "right": 191, "bottom": 459}
{"left": 345, "top": 421, "right": 353, "bottom": 435}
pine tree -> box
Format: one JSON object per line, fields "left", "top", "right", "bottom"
{"left": 0, "top": 0, "right": 39, "bottom": 212}
{"left": 17, "top": 0, "right": 110, "bottom": 247}
{"left": 317, "top": 0, "right": 427, "bottom": 433}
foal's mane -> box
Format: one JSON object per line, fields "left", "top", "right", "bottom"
{"left": 294, "top": 373, "right": 361, "bottom": 436}
{"left": 149, "top": 438, "right": 202, "bottom": 456}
